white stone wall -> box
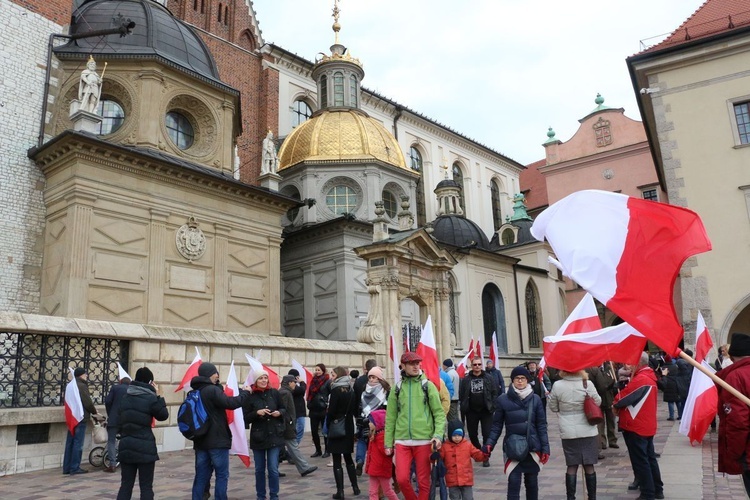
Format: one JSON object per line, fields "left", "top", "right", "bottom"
{"left": 0, "top": 0, "right": 60, "bottom": 312}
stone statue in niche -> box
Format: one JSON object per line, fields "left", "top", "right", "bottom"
{"left": 79, "top": 56, "right": 105, "bottom": 114}
{"left": 261, "top": 130, "right": 279, "bottom": 175}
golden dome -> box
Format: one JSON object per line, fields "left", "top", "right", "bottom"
{"left": 278, "top": 110, "right": 407, "bottom": 171}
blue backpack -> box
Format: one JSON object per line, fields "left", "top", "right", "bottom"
{"left": 177, "top": 389, "right": 210, "bottom": 440}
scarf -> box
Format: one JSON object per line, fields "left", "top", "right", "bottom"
{"left": 361, "top": 383, "right": 387, "bottom": 417}
{"left": 307, "top": 373, "right": 329, "bottom": 401}
{"left": 331, "top": 375, "right": 351, "bottom": 390}
{"left": 513, "top": 385, "right": 533, "bottom": 400}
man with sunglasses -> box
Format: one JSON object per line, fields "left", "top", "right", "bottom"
{"left": 459, "top": 356, "right": 498, "bottom": 467}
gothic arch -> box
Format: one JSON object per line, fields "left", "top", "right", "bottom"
{"left": 482, "top": 282, "right": 507, "bottom": 354}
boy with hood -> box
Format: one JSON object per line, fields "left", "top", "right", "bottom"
{"left": 437, "top": 420, "right": 488, "bottom": 499}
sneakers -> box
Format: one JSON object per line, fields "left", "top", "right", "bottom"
{"left": 301, "top": 466, "right": 318, "bottom": 477}
{"left": 355, "top": 461, "right": 363, "bottom": 476}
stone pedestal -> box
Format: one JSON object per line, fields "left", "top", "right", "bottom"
{"left": 69, "top": 109, "right": 102, "bottom": 134}
{"left": 258, "top": 172, "right": 282, "bottom": 191}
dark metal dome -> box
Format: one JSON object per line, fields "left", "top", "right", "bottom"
{"left": 56, "top": 0, "right": 222, "bottom": 86}
{"left": 435, "top": 178, "right": 460, "bottom": 190}
{"left": 430, "top": 215, "right": 491, "bottom": 251}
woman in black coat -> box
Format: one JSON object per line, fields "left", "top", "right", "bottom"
{"left": 326, "top": 366, "right": 359, "bottom": 499}
{"left": 244, "top": 370, "right": 286, "bottom": 500}
{"left": 307, "top": 363, "right": 331, "bottom": 458}
{"left": 656, "top": 364, "right": 681, "bottom": 420}
{"left": 116, "top": 367, "right": 169, "bottom": 500}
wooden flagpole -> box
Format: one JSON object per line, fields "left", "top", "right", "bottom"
{"left": 677, "top": 349, "right": 750, "bottom": 407}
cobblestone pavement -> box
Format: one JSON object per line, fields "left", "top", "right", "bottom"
{"left": 1, "top": 403, "right": 745, "bottom": 499}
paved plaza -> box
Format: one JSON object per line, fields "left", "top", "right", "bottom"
{"left": 1, "top": 403, "right": 745, "bottom": 499}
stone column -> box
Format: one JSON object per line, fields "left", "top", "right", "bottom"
{"left": 267, "top": 235, "right": 283, "bottom": 335}
{"left": 437, "top": 286, "right": 452, "bottom": 359}
{"left": 213, "top": 223, "right": 231, "bottom": 332}
{"left": 147, "top": 209, "right": 170, "bottom": 324}
{"left": 64, "top": 192, "right": 97, "bottom": 317}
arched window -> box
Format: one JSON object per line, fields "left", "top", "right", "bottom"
{"left": 491, "top": 180, "right": 502, "bottom": 231}
{"left": 525, "top": 280, "right": 543, "bottom": 348}
{"left": 291, "top": 99, "right": 313, "bottom": 127}
{"left": 409, "top": 146, "right": 422, "bottom": 172}
{"left": 382, "top": 190, "right": 398, "bottom": 218}
{"left": 409, "top": 146, "right": 426, "bottom": 226}
{"left": 193, "top": 0, "right": 198, "bottom": 10}
{"left": 349, "top": 75, "right": 358, "bottom": 107}
{"left": 333, "top": 72, "right": 344, "bottom": 106}
{"left": 501, "top": 228, "right": 515, "bottom": 246}
{"left": 482, "top": 283, "right": 507, "bottom": 354}
{"left": 326, "top": 185, "right": 358, "bottom": 215}
{"left": 224, "top": 6, "right": 229, "bottom": 25}
{"left": 452, "top": 162, "right": 465, "bottom": 213}
{"left": 200, "top": 0, "right": 205, "bottom": 14}
{"left": 218, "top": 3, "right": 222, "bottom": 22}
{"left": 320, "top": 75, "right": 328, "bottom": 108}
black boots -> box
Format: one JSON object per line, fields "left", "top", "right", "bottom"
{"left": 566, "top": 474, "right": 577, "bottom": 500}
{"left": 585, "top": 473, "right": 596, "bottom": 500}
{"left": 332, "top": 467, "right": 345, "bottom": 499}
{"left": 346, "top": 462, "right": 361, "bottom": 496}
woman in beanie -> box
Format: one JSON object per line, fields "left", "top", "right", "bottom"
{"left": 116, "top": 367, "right": 169, "bottom": 500}
{"left": 244, "top": 370, "right": 287, "bottom": 500}
{"left": 327, "top": 366, "right": 359, "bottom": 499}
{"left": 485, "top": 365, "right": 549, "bottom": 500}
{"left": 361, "top": 366, "right": 390, "bottom": 421}
{"left": 548, "top": 369, "right": 601, "bottom": 500}
{"left": 307, "top": 363, "right": 331, "bottom": 458}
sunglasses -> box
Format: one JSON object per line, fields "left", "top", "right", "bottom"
{"left": 471, "top": 363, "right": 482, "bottom": 367}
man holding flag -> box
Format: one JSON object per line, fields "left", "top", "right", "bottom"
{"left": 63, "top": 367, "right": 102, "bottom": 475}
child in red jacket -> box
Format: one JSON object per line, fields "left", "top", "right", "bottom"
{"left": 439, "top": 420, "right": 488, "bottom": 499}
{"left": 365, "top": 408, "right": 398, "bottom": 500}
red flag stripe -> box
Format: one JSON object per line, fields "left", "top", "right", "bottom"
{"left": 562, "top": 316, "right": 602, "bottom": 335}
{"left": 542, "top": 324, "right": 647, "bottom": 372}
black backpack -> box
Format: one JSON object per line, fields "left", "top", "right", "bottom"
{"left": 177, "top": 389, "right": 210, "bottom": 440}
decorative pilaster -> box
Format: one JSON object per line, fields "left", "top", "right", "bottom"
{"left": 64, "top": 192, "right": 97, "bottom": 317}
{"left": 147, "top": 209, "right": 170, "bottom": 324}
{"left": 213, "top": 223, "right": 231, "bottom": 332}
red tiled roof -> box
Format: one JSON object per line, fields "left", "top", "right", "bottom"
{"left": 641, "top": 0, "right": 750, "bottom": 53}
{"left": 520, "top": 158, "right": 548, "bottom": 211}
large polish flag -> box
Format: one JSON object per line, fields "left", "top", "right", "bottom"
{"left": 474, "top": 339, "right": 483, "bottom": 359}
{"left": 542, "top": 322, "right": 647, "bottom": 372}
{"left": 539, "top": 293, "right": 601, "bottom": 376}
{"left": 416, "top": 316, "right": 441, "bottom": 389}
{"left": 224, "top": 361, "right": 251, "bottom": 467}
{"left": 389, "top": 327, "right": 401, "bottom": 384}
{"left": 291, "top": 358, "right": 313, "bottom": 397}
{"left": 694, "top": 312, "right": 713, "bottom": 364}
{"left": 64, "top": 367, "right": 85, "bottom": 434}
{"left": 244, "top": 353, "right": 280, "bottom": 389}
{"left": 455, "top": 351, "right": 472, "bottom": 378}
{"left": 175, "top": 347, "right": 202, "bottom": 392}
{"left": 679, "top": 361, "right": 718, "bottom": 445}
{"left": 489, "top": 332, "right": 500, "bottom": 369}
{"left": 531, "top": 190, "right": 712, "bottom": 356}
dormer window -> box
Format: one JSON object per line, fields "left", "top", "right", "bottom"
{"left": 166, "top": 111, "right": 194, "bottom": 150}
{"left": 334, "top": 72, "right": 344, "bottom": 106}
{"left": 320, "top": 75, "right": 328, "bottom": 108}
{"left": 350, "top": 75, "right": 358, "bottom": 107}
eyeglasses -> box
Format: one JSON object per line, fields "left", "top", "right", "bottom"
{"left": 471, "top": 363, "right": 482, "bottom": 367}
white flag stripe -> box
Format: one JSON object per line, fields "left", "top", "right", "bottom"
{"left": 543, "top": 323, "right": 644, "bottom": 345}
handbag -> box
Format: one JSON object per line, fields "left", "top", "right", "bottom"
{"left": 92, "top": 422, "right": 108, "bottom": 444}
{"left": 504, "top": 397, "right": 534, "bottom": 461}
{"left": 328, "top": 417, "right": 346, "bottom": 439}
{"left": 582, "top": 379, "right": 604, "bottom": 425}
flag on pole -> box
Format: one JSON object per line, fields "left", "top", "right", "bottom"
{"left": 474, "top": 339, "right": 483, "bottom": 359}
{"left": 489, "top": 332, "right": 499, "bottom": 369}
{"left": 244, "top": 353, "right": 280, "bottom": 388}
{"left": 416, "top": 315, "right": 440, "bottom": 388}
{"left": 117, "top": 362, "right": 132, "bottom": 381}
{"left": 224, "top": 361, "right": 251, "bottom": 467}
{"left": 542, "top": 322, "right": 647, "bottom": 372}
{"left": 389, "top": 327, "right": 401, "bottom": 384}
{"left": 64, "top": 367, "right": 85, "bottom": 434}
{"left": 175, "top": 347, "right": 202, "bottom": 392}
{"left": 455, "top": 351, "right": 472, "bottom": 378}
{"left": 468, "top": 337, "right": 475, "bottom": 357}
{"left": 291, "top": 358, "right": 313, "bottom": 397}
{"left": 679, "top": 361, "right": 718, "bottom": 445}
{"left": 694, "top": 312, "right": 713, "bottom": 364}
{"left": 531, "top": 190, "right": 712, "bottom": 355}
{"left": 405, "top": 324, "right": 411, "bottom": 352}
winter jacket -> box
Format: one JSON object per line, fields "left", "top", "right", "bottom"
{"left": 292, "top": 381, "right": 307, "bottom": 418}
{"left": 548, "top": 375, "right": 601, "bottom": 439}
{"left": 439, "top": 438, "right": 486, "bottom": 487}
{"left": 104, "top": 381, "right": 129, "bottom": 427}
{"left": 656, "top": 365, "right": 681, "bottom": 403}
{"left": 439, "top": 370, "right": 455, "bottom": 399}
{"left": 485, "top": 367, "right": 506, "bottom": 395}
{"left": 459, "top": 371, "right": 498, "bottom": 415}
{"left": 326, "top": 377, "right": 356, "bottom": 454}
{"left": 439, "top": 379, "right": 451, "bottom": 416}
{"left": 445, "top": 367, "right": 460, "bottom": 401}
{"left": 307, "top": 377, "right": 331, "bottom": 418}
{"left": 365, "top": 427, "right": 392, "bottom": 478}
{"left": 716, "top": 357, "right": 750, "bottom": 475}
{"left": 76, "top": 378, "right": 98, "bottom": 421}
{"left": 486, "top": 389, "right": 549, "bottom": 456}
{"left": 244, "top": 387, "right": 286, "bottom": 450}
{"left": 117, "top": 381, "right": 169, "bottom": 464}
{"left": 190, "top": 376, "right": 249, "bottom": 451}
{"left": 613, "top": 366, "right": 658, "bottom": 437}
{"left": 676, "top": 359, "right": 692, "bottom": 400}
{"left": 384, "top": 373, "right": 445, "bottom": 448}
{"left": 278, "top": 383, "right": 298, "bottom": 441}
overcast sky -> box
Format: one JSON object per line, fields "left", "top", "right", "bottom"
{"left": 252, "top": 0, "right": 703, "bottom": 165}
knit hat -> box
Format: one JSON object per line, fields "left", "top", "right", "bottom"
{"left": 401, "top": 351, "right": 422, "bottom": 364}
{"left": 728, "top": 333, "right": 750, "bottom": 357}
{"left": 510, "top": 366, "right": 531, "bottom": 381}
{"left": 198, "top": 362, "right": 219, "bottom": 378}
{"left": 253, "top": 368, "right": 269, "bottom": 380}
{"left": 135, "top": 367, "right": 154, "bottom": 383}
{"left": 288, "top": 369, "right": 300, "bottom": 377}
{"left": 368, "top": 366, "right": 385, "bottom": 380}
{"left": 73, "top": 367, "right": 86, "bottom": 378}
{"left": 448, "top": 420, "right": 464, "bottom": 437}
{"left": 369, "top": 408, "right": 387, "bottom": 431}
{"left": 443, "top": 359, "right": 454, "bottom": 367}
{"left": 281, "top": 375, "right": 296, "bottom": 386}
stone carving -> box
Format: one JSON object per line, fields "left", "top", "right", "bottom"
{"left": 593, "top": 117, "right": 612, "bottom": 147}
{"left": 175, "top": 216, "right": 206, "bottom": 262}
{"left": 357, "top": 282, "right": 384, "bottom": 344}
{"left": 261, "top": 130, "right": 279, "bottom": 174}
{"left": 78, "top": 56, "right": 105, "bottom": 114}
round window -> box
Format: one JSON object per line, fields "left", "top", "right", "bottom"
{"left": 326, "top": 185, "right": 358, "bottom": 215}
{"left": 166, "top": 111, "right": 194, "bottom": 150}
{"left": 382, "top": 190, "right": 398, "bottom": 219}
{"left": 97, "top": 100, "right": 125, "bottom": 135}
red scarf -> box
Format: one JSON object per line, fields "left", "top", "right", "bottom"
{"left": 307, "top": 373, "right": 329, "bottom": 401}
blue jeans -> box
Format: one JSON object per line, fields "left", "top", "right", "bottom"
{"left": 507, "top": 469, "right": 538, "bottom": 500}
{"left": 622, "top": 430, "right": 663, "bottom": 500}
{"left": 667, "top": 401, "right": 676, "bottom": 419}
{"left": 62, "top": 420, "right": 86, "bottom": 473}
{"left": 253, "top": 447, "right": 281, "bottom": 500}
{"left": 192, "top": 449, "right": 229, "bottom": 500}
{"left": 295, "top": 417, "right": 305, "bottom": 445}
{"left": 355, "top": 434, "right": 368, "bottom": 464}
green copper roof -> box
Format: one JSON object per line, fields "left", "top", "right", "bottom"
{"left": 589, "top": 93, "right": 612, "bottom": 114}
{"left": 543, "top": 126, "right": 558, "bottom": 145}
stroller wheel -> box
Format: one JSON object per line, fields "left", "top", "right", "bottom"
{"left": 89, "top": 446, "right": 105, "bottom": 467}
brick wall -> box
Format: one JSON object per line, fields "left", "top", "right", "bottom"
{"left": 8, "top": 0, "right": 71, "bottom": 25}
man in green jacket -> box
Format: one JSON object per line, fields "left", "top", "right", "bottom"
{"left": 385, "top": 352, "right": 445, "bottom": 500}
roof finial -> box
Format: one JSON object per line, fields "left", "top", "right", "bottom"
{"left": 332, "top": 0, "right": 341, "bottom": 44}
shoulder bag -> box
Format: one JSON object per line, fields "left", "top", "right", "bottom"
{"left": 328, "top": 388, "right": 351, "bottom": 439}
{"left": 582, "top": 379, "right": 604, "bottom": 425}
{"left": 504, "top": 397, "right": 533, "bottom": 461}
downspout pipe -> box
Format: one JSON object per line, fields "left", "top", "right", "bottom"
{"left": 513, "top": 264, "right": 524, "bottom": 354}
{"left": 392, "top": 104, "right": 403, "bottom": 140}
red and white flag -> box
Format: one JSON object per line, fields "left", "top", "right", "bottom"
{"left": 542, "top": 322, "right": 647, "bottom": 372}
{"left": 455, "top": 351, "right": 472, "bottom": 378}
{"left": 489, "top": 332, "right": 499, "bottom": 369}
{"left": 175, "top": 347, "right": 202, "bottom": 392}
{"left": 694, "top": 312, "right": 713, "bottom": 364}
{"left": 224, "top": 361, "right": 251, "bottom": 467}
{"left": 416, "top": 315, "right": 441, "bottom": 388}
{"left": 404, "top": 324, "right": 411, "bottom": 353}
{"left": 468, "top": 337, "right": 475, "bottom": 358}
{"left": 531, "top": 190, "right": 711, "bottom": 356}
{"left": 474, "top": 339, "right": 483, "bottom": 359}
{"left": 291, "top": 358, "right": 313, "bottom": 397}
{"left": 389, "top": 327, "right": 401, "bottom": 384}
{"left": 244, "top": 353, "right": 280, "bottom": 389}
{"left": 679, "top": 361, "right": 718, "bottom": 445}
{"left": 64, "top": 367, "right": 85, "bottom": 434}
{"left": 117, "top": 362, "right": 132, "bottom": 381}
{"left": 539, "top": 293, "right": 601, "bottom": 376}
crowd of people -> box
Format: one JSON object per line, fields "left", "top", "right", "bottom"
{"left": 60, "top": 331, "right": 750, "bottom": 500}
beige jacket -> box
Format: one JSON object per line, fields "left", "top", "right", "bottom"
{"left": 548, "top": 375, "right": 601, "bottom": 440}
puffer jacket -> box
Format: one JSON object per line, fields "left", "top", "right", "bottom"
{"left": 190, "top": 376, "right": 250, "bottom": 451}
{"left": 486, "top": 388, "right": 549, "bottom": 456}
{"left": 440, "top": 437, "right": 486, "bottom": 487}
{"left": 716, "top": 357, "right": 750, "bottom": 475}
{"left": 548, "top": 375, "right": 601, "bottom": 439}
{"left": 117, "top": 381, "right": 169, "bottom": 464}
{"left": 244, "top": 387, "right": 286, "bottom": 450}
{"left": 384, "top": 373, "right": 445, "bottom": 448}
